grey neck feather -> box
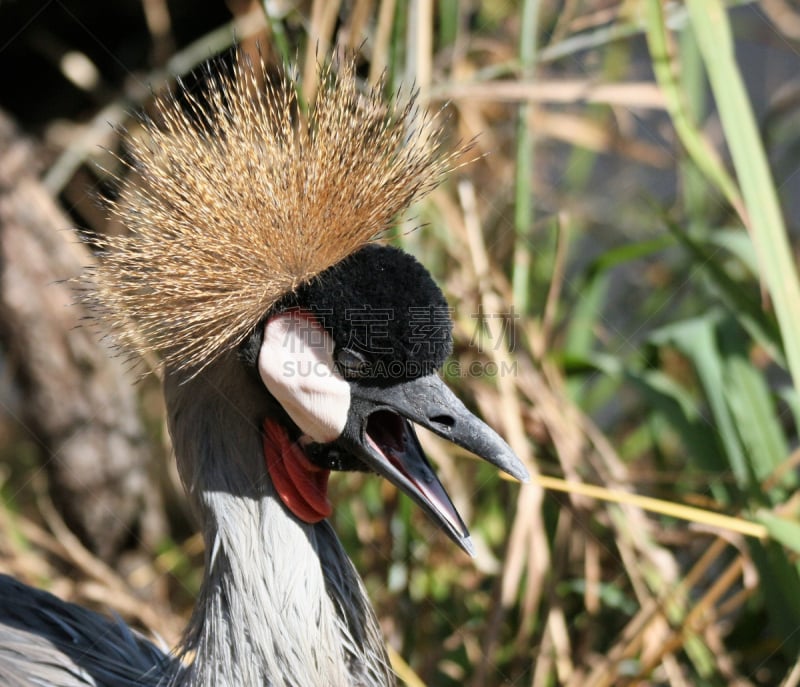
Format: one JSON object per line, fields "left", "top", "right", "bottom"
{"left": 163, "top": 354, "right": 395, "bottom": 687}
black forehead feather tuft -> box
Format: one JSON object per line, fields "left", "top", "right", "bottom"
{"left": 293, "top": 244, "right": 453, "bottom": 383}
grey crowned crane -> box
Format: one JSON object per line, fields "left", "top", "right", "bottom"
{"left": 0, "top": 54, "right": 528, "bottom": 686}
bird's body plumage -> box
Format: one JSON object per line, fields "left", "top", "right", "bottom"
{"left": 0, "top": 574, "right": 176, "bottom": 686}
{"left": 0, "top": 50, "right": 525, "bottom": 686}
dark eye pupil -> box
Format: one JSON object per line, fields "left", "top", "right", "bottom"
{"left": 336, "top": 348, "right": 368, "bottom": 377}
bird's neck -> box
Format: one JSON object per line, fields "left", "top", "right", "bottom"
{"left": 164, "top": 357, "right": 394, "bottom": 687}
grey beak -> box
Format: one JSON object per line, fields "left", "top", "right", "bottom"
{"left": 341, "top": 374, "right": 528, "bottom": 554}
{"left": 378, "top": 374, "right": 529, "bottom": 484}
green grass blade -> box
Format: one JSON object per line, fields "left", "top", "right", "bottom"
{"left": 662, "top": 218, "right": 784, "bottom": 364}
{"left": 644, "top": 0, "right": 744, "bottom": 219}
{"left": 686, "top": 0, "right": 800, "bottom": 392}
{"left": 512, "top": 0, "right": 542, "bottom": 314}
{"left": 757, "top": 511, "right": 800, "bottom": 555}
{"left": 649, "top": 314, "right": 748, "bottom": 492}
{"left": 262, "top": 2, "right": 292, "bottom": 65}
{"left": 718, "top": 319, "right": 791, "bottom": 490}
{"left": 749, "top": 540, "right": 800, "bottom": 658}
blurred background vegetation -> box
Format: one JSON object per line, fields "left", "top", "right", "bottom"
{"left": 1, "top": 0, "right": 800, "bottom": 685}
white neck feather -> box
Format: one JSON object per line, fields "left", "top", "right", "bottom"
{"left": 163, "top": 354, "right": 394, "bottom": 687}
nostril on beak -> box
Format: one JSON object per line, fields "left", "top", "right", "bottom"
{"left": 429, "top": 415, "right": 455, "bottom": 430}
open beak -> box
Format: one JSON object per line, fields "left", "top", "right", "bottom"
{"left": 341, "top": 374, "right": 529, "bottom": 555}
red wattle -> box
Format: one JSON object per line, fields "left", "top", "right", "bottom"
{"left": 263, "top": 419, "right": 332, "bottom": 524}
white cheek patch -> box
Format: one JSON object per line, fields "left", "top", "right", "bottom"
{"left": 258, "top": 310, "right": 350, "bottom": 444}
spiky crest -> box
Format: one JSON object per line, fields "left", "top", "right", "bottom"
{"left": 86, "top": 52, "right": 460, "bottom": 373}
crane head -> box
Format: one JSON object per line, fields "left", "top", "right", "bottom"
{"left": 249, "top": 244, "right": 528, "bottom": 554}
{"left": 82, "top": 53, "right": 527, "bottom": 554}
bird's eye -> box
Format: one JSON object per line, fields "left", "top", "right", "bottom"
{"left": 335, "top": 348, "right": 370, "bottom": 378}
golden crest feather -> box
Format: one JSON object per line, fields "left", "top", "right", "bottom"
{"left": 85, "top": 52, "right": 460, "bottom": 373}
